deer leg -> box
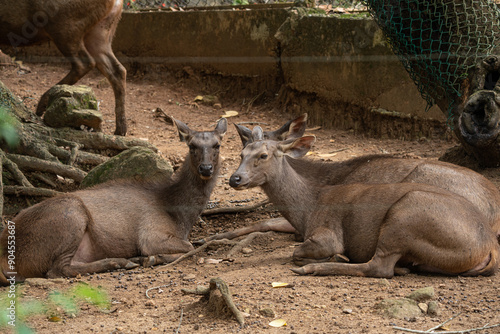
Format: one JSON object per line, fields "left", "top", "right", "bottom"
{"left": 37, "top": 42, "right": 96, "bottom": 116}
{"left": 84, "top": 24, "right": 127, "bottom": 136}
{"left": 47, "top": 258, "right": 139, "bottom": 278}
{"left": 136, "top": 234, "right": 195, "bottom": 267}
{"left": 291, "top": 251, "right": 401, "bottom": 278}
{"left": 292, "top": 227, "right": 345, "bottom": 266}
{"left": 194, "top": 217, "right": 296, "bottom": 245}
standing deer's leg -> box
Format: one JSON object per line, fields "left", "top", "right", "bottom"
{"left": 36, "top": 40, "right": 96, "bottom": 116}
{"left": 84, "top": 12, "right": 127, "bottom": 136}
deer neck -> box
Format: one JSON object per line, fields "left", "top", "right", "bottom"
{"left": 162, "top": 155, "right": 219, "bottom": 239}
{"left": 261, "top": 156, "right": 319, "bottom": 237}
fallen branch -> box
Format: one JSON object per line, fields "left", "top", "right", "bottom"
{"left": 174, "top": 308, "right": 183, "bottom": 334}
{"left": 202, "top": 199, "right": 270, "bottom": 216}
{"left": 393, "top": 312, "right": 500, "bottom": 333}
{"left": 182, "top": 277, "right": 244, "bottom": 326}
{"left": 227, "top": 231, "right": 270, "bottom": 258}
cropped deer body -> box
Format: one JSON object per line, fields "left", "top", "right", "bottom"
{"left": 0, "top": 118, "right": 227, "bottom": 284}
{"left": 0, "top": 0, "right": 127, "bottom": 135}
{"left": 208, "top": 115, "right": 500, "bottom": 243}
{"left": 229, "top": 127, "right": 499, "bottom": 277}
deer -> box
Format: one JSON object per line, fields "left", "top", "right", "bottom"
{"left": 0, "top": 117, "right": 227, "bottom": 285}
{"left": 228, "top": 127, "right": 499, "bottom": 277}
{"left": 198, "top": 114, "right": 500, "bottom": 245}
{"left": 0, "top": 0, "right": 127, "bottom": 135}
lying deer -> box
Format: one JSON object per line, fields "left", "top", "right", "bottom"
{"left": 0, "top": 117, "right": 227, "bottom": 284}
{"left": 203, "top": 114, "right": 500, "bottom": 243}
{"left": 0, "top": 0, "right": 127, "bottom": 135}
{"left": 229, "top": 127, "right": 499, "bottom": 277}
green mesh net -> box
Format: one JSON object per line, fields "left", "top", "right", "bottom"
{"left": 362, "top": 0, "right": 500, "bottom": 122}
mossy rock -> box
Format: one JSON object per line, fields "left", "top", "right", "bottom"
{"left": 375, "top": 298, "right": 423, "bottom": 319}
{"left": 43, "top": 85, "right": 102, "bottom": 131}
{"left": 81, "top": 146, "right": 173, "bottom": 188}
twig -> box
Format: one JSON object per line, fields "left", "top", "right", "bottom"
{"left": 227, "top": 231, "right": 270, "bottom": 258}
{"left": 161, "top": 239, "right": 236, "bottom": 268}
{"left": 425, "top": 313, "right": 461, "bottom": 332}
{"left": 202, "top": 199, "right": 270, "bottom": 216}
{"left": 145, "top": 283, "right": 172, "bottom": 299}
{"left": 393, "top": 312, "right": 500, "bottom": 333}
{"left": 174, "top": 308, "right": 183, "bottom": 334}
{"left": 31, "top": 173, "right": 58, "bottom": 188}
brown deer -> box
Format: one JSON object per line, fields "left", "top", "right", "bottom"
{"left": 228, "top": 127, "right": 499, "bottom": 277}
{"left": 201, "top": 115, "right": 500, "bottom": 244}
{"left": 0, "top": 117, "right": 227, "bottom": 284}
{"left": 0, "top": 0, "right": 127, "bottom": 135}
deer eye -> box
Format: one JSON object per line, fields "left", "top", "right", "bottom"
{"left": 260, "top": 153, "right": 268, "bottom": 160}
{"left": 213, "top": 144, "right": 221, "bottom": 150}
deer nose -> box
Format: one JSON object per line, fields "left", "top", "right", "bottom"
{"left": 229, "top": 174, "right": 241, "bottom": 187}
{"left": 198, "top": 164, "right": 213, "bottom": 177}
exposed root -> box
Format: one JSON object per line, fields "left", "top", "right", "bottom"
{"left": 202, "top": 199, "right": 270, "bottom": 216}
{"left": 181, "top": 277, "right": 244, "bottom": 326}
{"left": 3, "top": 186, "right": 61, "bottom": 197}
{"left": 226, "top": 231, "right": 270, "bottom": 258}
{"left": 161, "top": 239, "right": 237, "bottom": 268}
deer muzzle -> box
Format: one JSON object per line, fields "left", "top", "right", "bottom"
{"left": 229, "top": 173, "right": 248, "bottom": 189}
{"left": 198, "top": 164, "right": 214, "bottom": 179}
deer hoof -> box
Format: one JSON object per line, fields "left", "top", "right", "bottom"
{"left": 290, "top": 267, "right": 308, "bottom": 275}
{"left": 125, "top": 261, "right": 140, "bottom": 270}
{"left": 192, "top": 238, "right": 206, "bottom": 246}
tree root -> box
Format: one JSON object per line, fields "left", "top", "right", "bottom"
{"left": 162, "top": 239, "right": 237, "bottom": 268}
{"left": 201, "top": 199, "right": 270, "bottom": 216}
{"left": 3, "top": 186, "right": 61, "bottom": 197}
{"left": 181, "top": 277, "right": 244, "bottom": 326}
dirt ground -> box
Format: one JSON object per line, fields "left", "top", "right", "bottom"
{"left": 1, "top": 62, "right": 499, "bottom": 334}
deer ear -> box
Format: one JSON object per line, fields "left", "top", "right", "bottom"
{"left": 234, "top": 123, "right": 253, "bottom": 147}
{"left": 252, "top": 126, "right": 264, "bottom": 141}
{"left": 279, "top": 135, "right": 315, "bottom": 158}
{"left": 267, "top": 113, "right": 308, "bottom": 141}
{"left": 287, "top": 113, "right": 308, "bottom": 140}
{"left": 173, "top": 118, "right": 192, "bottom": 142}
{"left": 215, "top": 118, "right": 227, "bottom": 138}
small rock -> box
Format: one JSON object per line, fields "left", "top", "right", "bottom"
{"left": 418, "top": 303, "right": 428, "bottom": 314}
{"left": 427, "top": 301, "right": 440, "bottom": 317}
{"left": 241, "top": 247, "right": 253, "bottom": 254}
{"left": 343, "top": 308, "right": 353, "bottom": 314}
{"left": 183, "top": 274, "right": 196, "bottom": 281}
{"left": 197, "top": 258, "right": 205, "bottom": 265}
{"left": 378, "top": 278, "right": 390, "bottom": 287}
{"left": 407, "top": 287, "right": 434, "bottom": 302}
{"left": 145, "top": 300, "right": 156, "bottom": 308}
{"left": 259, "top": 308, "right": 275, "bottom": 318}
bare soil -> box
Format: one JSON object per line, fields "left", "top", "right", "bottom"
{"left": 1, "top": 62, "right": 499, "bottom": 334}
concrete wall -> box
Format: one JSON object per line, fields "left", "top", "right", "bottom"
{"left": 2, "top": 9, "right": 448, "bottom": 139}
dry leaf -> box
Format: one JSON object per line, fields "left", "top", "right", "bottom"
{"left": 272, "top": 282, "right": 289, "bottom": 288}
{"left": 318, "top": 153, "right": 337, "bottom": 158}
{"left": 48, "top": 316, "right": 62, "bottom": 322}
{"left": 221, "top": 110, "right": 239, "bottom": 118}
{"left": 269, "top": 319, "right": 287, "bottom": 327}
{"left": 205, "top": 258, "right": 223, "bottom": 264}
{"left": 194, "top": 95, "right": 204, "bottom": 102}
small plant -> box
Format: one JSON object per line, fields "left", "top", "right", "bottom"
{"left": 0, "top": 282, "right": 110, "bottom": 334}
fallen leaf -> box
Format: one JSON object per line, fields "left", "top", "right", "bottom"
{"left": 318, "top": 153, "right": 337, "bottom": 158}
{"left": 221, "top": 110, "right": 238, "bottom": 118}
{"left": 48, "top": 316, "right": 62, "bottom": 322}
{"left": 194, "top": 95, "right": 204, "bottom": 102}
{"left": 272, "top": 282, "right": 289, "bottom": 288}
{"left": 269, "top": 319, "right": 287, "bottom": 327}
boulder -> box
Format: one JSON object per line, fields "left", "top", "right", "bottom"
{"left": 80, "top": 146, "right": 173, "bottom": 188}
{"left": 43, "top": 84, "right": 102, "bottom": 131}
